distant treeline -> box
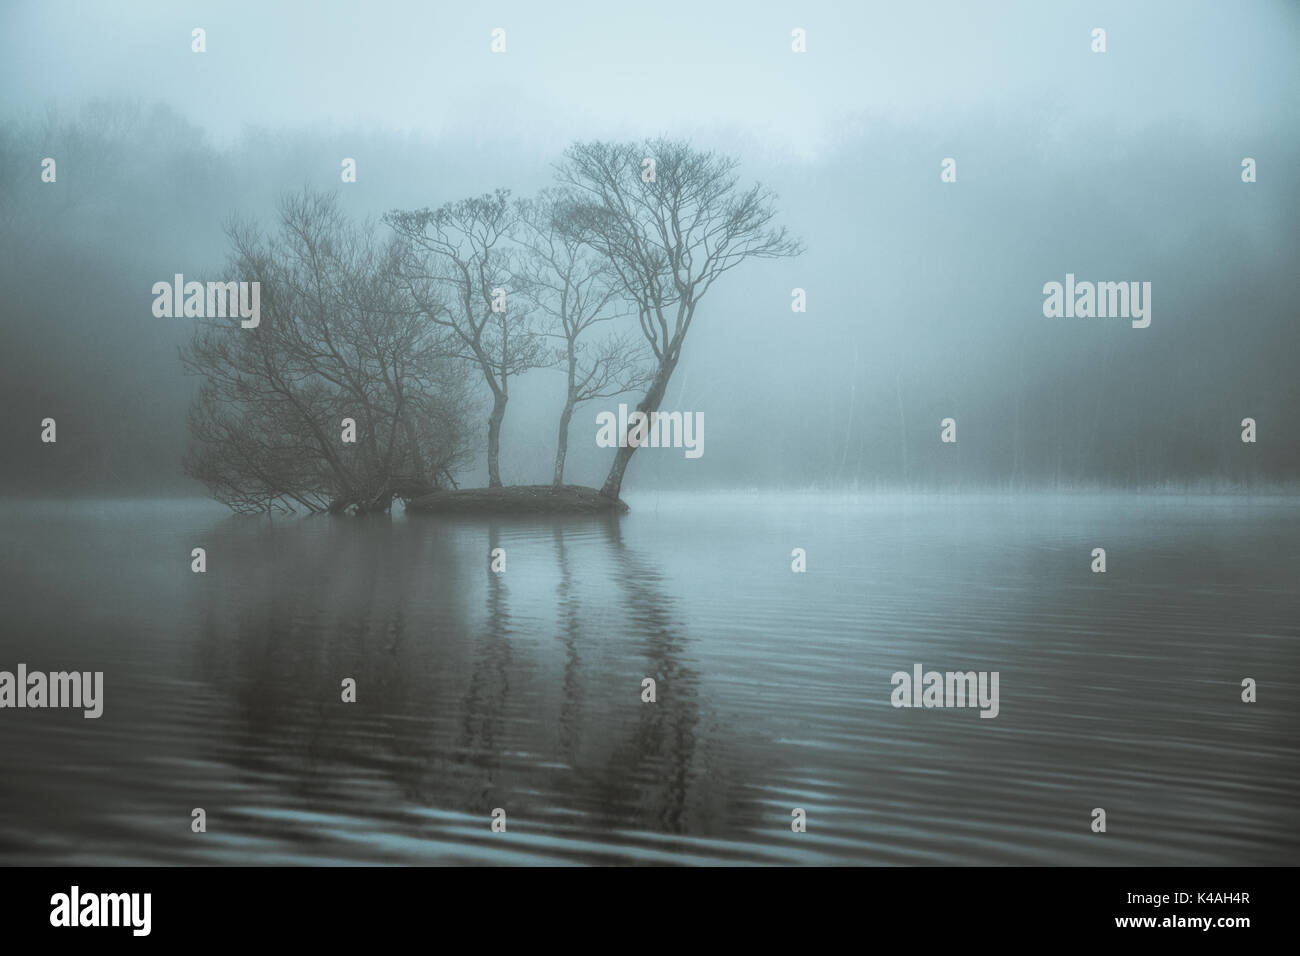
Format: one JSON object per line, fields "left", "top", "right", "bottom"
{"left": 1, "top": 100, "right": 1297, "bottom": 497}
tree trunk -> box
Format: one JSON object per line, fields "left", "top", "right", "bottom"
{"left": 486, "top": 391, "right": 507, "bottom": 488}
{"left": 895, "top": 365, "right": 908, "bottom": 486}
{"left": 599, "top": 359, "right": 675, "bottom": 499}
{"left": 400, "top": 410, "right": 426, "bottom": 485}
{"left": 553, "top": 397, "right": 575, "bottom": 487}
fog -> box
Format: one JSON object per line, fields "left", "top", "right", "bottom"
{"left": 3, "top": 0, "right": 1297, "bottom": 496}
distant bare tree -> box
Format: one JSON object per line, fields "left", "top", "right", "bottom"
{"left": 181, "top": 190, "right": 475, "bottom": 514}
{"left": 385, "top": 190, "right": 548, "bottom": 488}
{"left": 516, "top": 190, "right": 651, "bottom": 486}
{"left": 557, "top": 139, "right": 803, "bottom": 499}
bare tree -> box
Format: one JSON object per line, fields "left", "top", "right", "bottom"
{"left": 516, "top": 190, "right": 651, "bottom": 486}
{"left": 557, "top": 139, "right": 803, "bottom": 499}
{"left": 385, "top": 190, "right": 548, "bottom": 488}
{"left": 181, "top": 190, "right": 475, "bottom": 514}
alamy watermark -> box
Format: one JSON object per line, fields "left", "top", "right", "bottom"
{"left": 152, "top": 274, "right": 260, "bottom": 328}
{"left": 0, "top": 664, "right": 103, "bottom": 718}
{"left": 595, "top": 403, "right": 703, "bottom": 459}
{"left": 891, "top": 663, "right": 999, "bottom": 718}
{"left": 1042, "top": 273, "right": 1151, "bottom": 328}
{"left": 50, "top": 886, "right": 150, "bottom": 936}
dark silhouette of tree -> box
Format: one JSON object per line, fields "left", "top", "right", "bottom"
{"left": 516, "top": 190, "right": 651, "bottom": 486}
{"left": 386, "top": 191, "right": 548, "bottom": 488}
{"left": 557, "top": 139, "right": 803, "bottom": 499}
{"left": 181, "top": 190, "right": 475, "bottom": 514}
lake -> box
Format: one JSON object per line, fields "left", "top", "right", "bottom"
{"left": 0, "top": 492, "right": 1296, "bottom": 865}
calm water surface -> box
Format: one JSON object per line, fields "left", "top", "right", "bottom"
{"left": 0, "top": 493, "right": 1296, "bottom": 865}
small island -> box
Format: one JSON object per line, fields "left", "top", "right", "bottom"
{"left": 178, "top": 139, "right": 799, "bottom": 518}
{"left": 406, "top": 484, "right": 628, "bottom": 515}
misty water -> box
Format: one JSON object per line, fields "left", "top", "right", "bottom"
{"left": 0, "top": 493, "right": 1296, "bottom": 866}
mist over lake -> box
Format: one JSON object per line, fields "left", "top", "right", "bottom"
{"left": 1, "top": 494, "right": 1294, "bottom": 865}
{"left": 1, "top": 0, "right": 1298, "bottom": 877}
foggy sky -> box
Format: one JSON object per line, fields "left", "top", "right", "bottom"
{"left": 2, "top": 0, "right": 1298, "bottom": 495}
